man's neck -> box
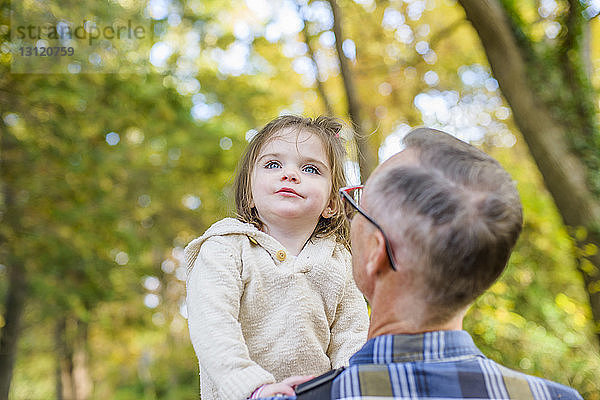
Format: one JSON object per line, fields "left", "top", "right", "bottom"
{"left": 368, "top": 315, "right": 463, "bottom": 339}
{"left": 367, "top": 291, "right": 464, "bottom": 339}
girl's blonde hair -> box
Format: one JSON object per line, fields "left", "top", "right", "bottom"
{"left": 234, "top": 115, "right": 351, "bottom": 249}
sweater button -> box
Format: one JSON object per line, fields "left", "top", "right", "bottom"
{"left": 276, "top": 250, "right": 286, "bottom": 261}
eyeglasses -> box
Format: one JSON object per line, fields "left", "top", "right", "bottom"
{"left": 339, "top": 185, "right": 397, "bottom": 271}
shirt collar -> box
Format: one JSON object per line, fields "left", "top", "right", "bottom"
{"left": 248, "top": 230, "right": 338, "bottom": 271}
{"left": 349, "top": 330, "right": 484, "bottom": 365}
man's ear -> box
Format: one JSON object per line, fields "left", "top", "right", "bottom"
{"left": 364, "top": 229, "right": 390, "bottom": 277}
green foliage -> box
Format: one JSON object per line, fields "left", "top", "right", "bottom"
{"left": 1, "top": 0, "right": 600, "bottom": 398}
{"left": 500, "top": 0, "right": 600, "bottom": 199}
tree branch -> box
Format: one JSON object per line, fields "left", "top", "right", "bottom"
{"left": 354, "top": 18, "right": 465, "bottom": 76}
{"left": 296, "top": 3, "right": 335, "bottom": 116}
{"left": 327, "top": 0, "right": 376, "bottom": 179}
{"left": 559, "top": 0, "right": 597, "bottom": 136}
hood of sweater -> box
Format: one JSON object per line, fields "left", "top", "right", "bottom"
{"left": 184, "top": 217, "right": 340, "bottom": 277}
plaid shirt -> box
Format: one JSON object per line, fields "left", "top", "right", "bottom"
{"left": 260, "top": 330, "right": 582, "bottom": 400}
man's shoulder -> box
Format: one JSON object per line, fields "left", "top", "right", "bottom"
{"left": 493, "top": 361, "right": 583, "bottom": 400}
{"left": 330, "top": 358, "right": 582, "bottom": 400}
{"left": 256, "top": 361, "right": 582, "bottom": 400}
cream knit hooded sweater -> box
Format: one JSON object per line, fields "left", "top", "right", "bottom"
{"left": 185, "top": 218, "right": 369, "bottom": 400}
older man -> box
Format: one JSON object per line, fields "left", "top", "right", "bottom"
{"left": 261, "top": 127, "right": 582, "bottom": 399}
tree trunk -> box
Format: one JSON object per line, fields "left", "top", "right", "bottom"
{"left": 72, "top": 319, "right": 92, "bottom": 400}
{"left": 137, "top": 351, "right": 157, "bottom": 400}
{"left": 0, "top": 124, "right": 28, "bottom": 400}
{"left": 0, "top": 257, "right": 27, "bottom": 400}
{"left": 457, "top": 0, "right": 600, "bottom": 343}
{"left": 56, "top": 317, "right": 93, "bottom": 400}
{"left": 56, "top": 318, "right": 74, "bottom": 400}
{"left": 327, "top": 0, "right": 376, "bottom": 180}
{"left": 56, "top": 324, "right": 63, "bottom": 400}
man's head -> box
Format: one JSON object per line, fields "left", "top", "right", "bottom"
{"left": 352, "top": 127, "right": 523, "bottom": 325}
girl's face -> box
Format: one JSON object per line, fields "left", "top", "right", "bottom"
{"left": 251, "top": 128, "right": 333, "bottom": 230}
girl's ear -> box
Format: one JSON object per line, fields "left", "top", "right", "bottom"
{"left": 321, "top": 197, "right": 337, "bottom": 218}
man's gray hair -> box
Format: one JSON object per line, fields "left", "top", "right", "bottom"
{"left": 370, "top": 128, "right": 523, "bottom": 320}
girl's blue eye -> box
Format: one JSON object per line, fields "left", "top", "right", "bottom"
{"left": 265, "top": 161, "right": 281, "bottom": 169}
{"left": 303, "top": 165, "right": 320, "bottom": 174}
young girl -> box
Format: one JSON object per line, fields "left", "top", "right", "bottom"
{"left": 185, "top": 115, "right": 369, "bottom": 400}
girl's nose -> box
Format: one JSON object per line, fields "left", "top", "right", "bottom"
{"left": 281, "top": 167, "right": 299, "bottom": 182}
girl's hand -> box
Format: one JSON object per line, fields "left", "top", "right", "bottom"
{"left": 252, "top": 375, "right": 314, "bottom": 398}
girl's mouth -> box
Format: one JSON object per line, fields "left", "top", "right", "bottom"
{"left": 276, "top": 187, "right": 302, "bottom": 197}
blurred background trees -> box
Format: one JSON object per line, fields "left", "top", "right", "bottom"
{"left": 1, "top": 0, "right": 599, "bottom": 398}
